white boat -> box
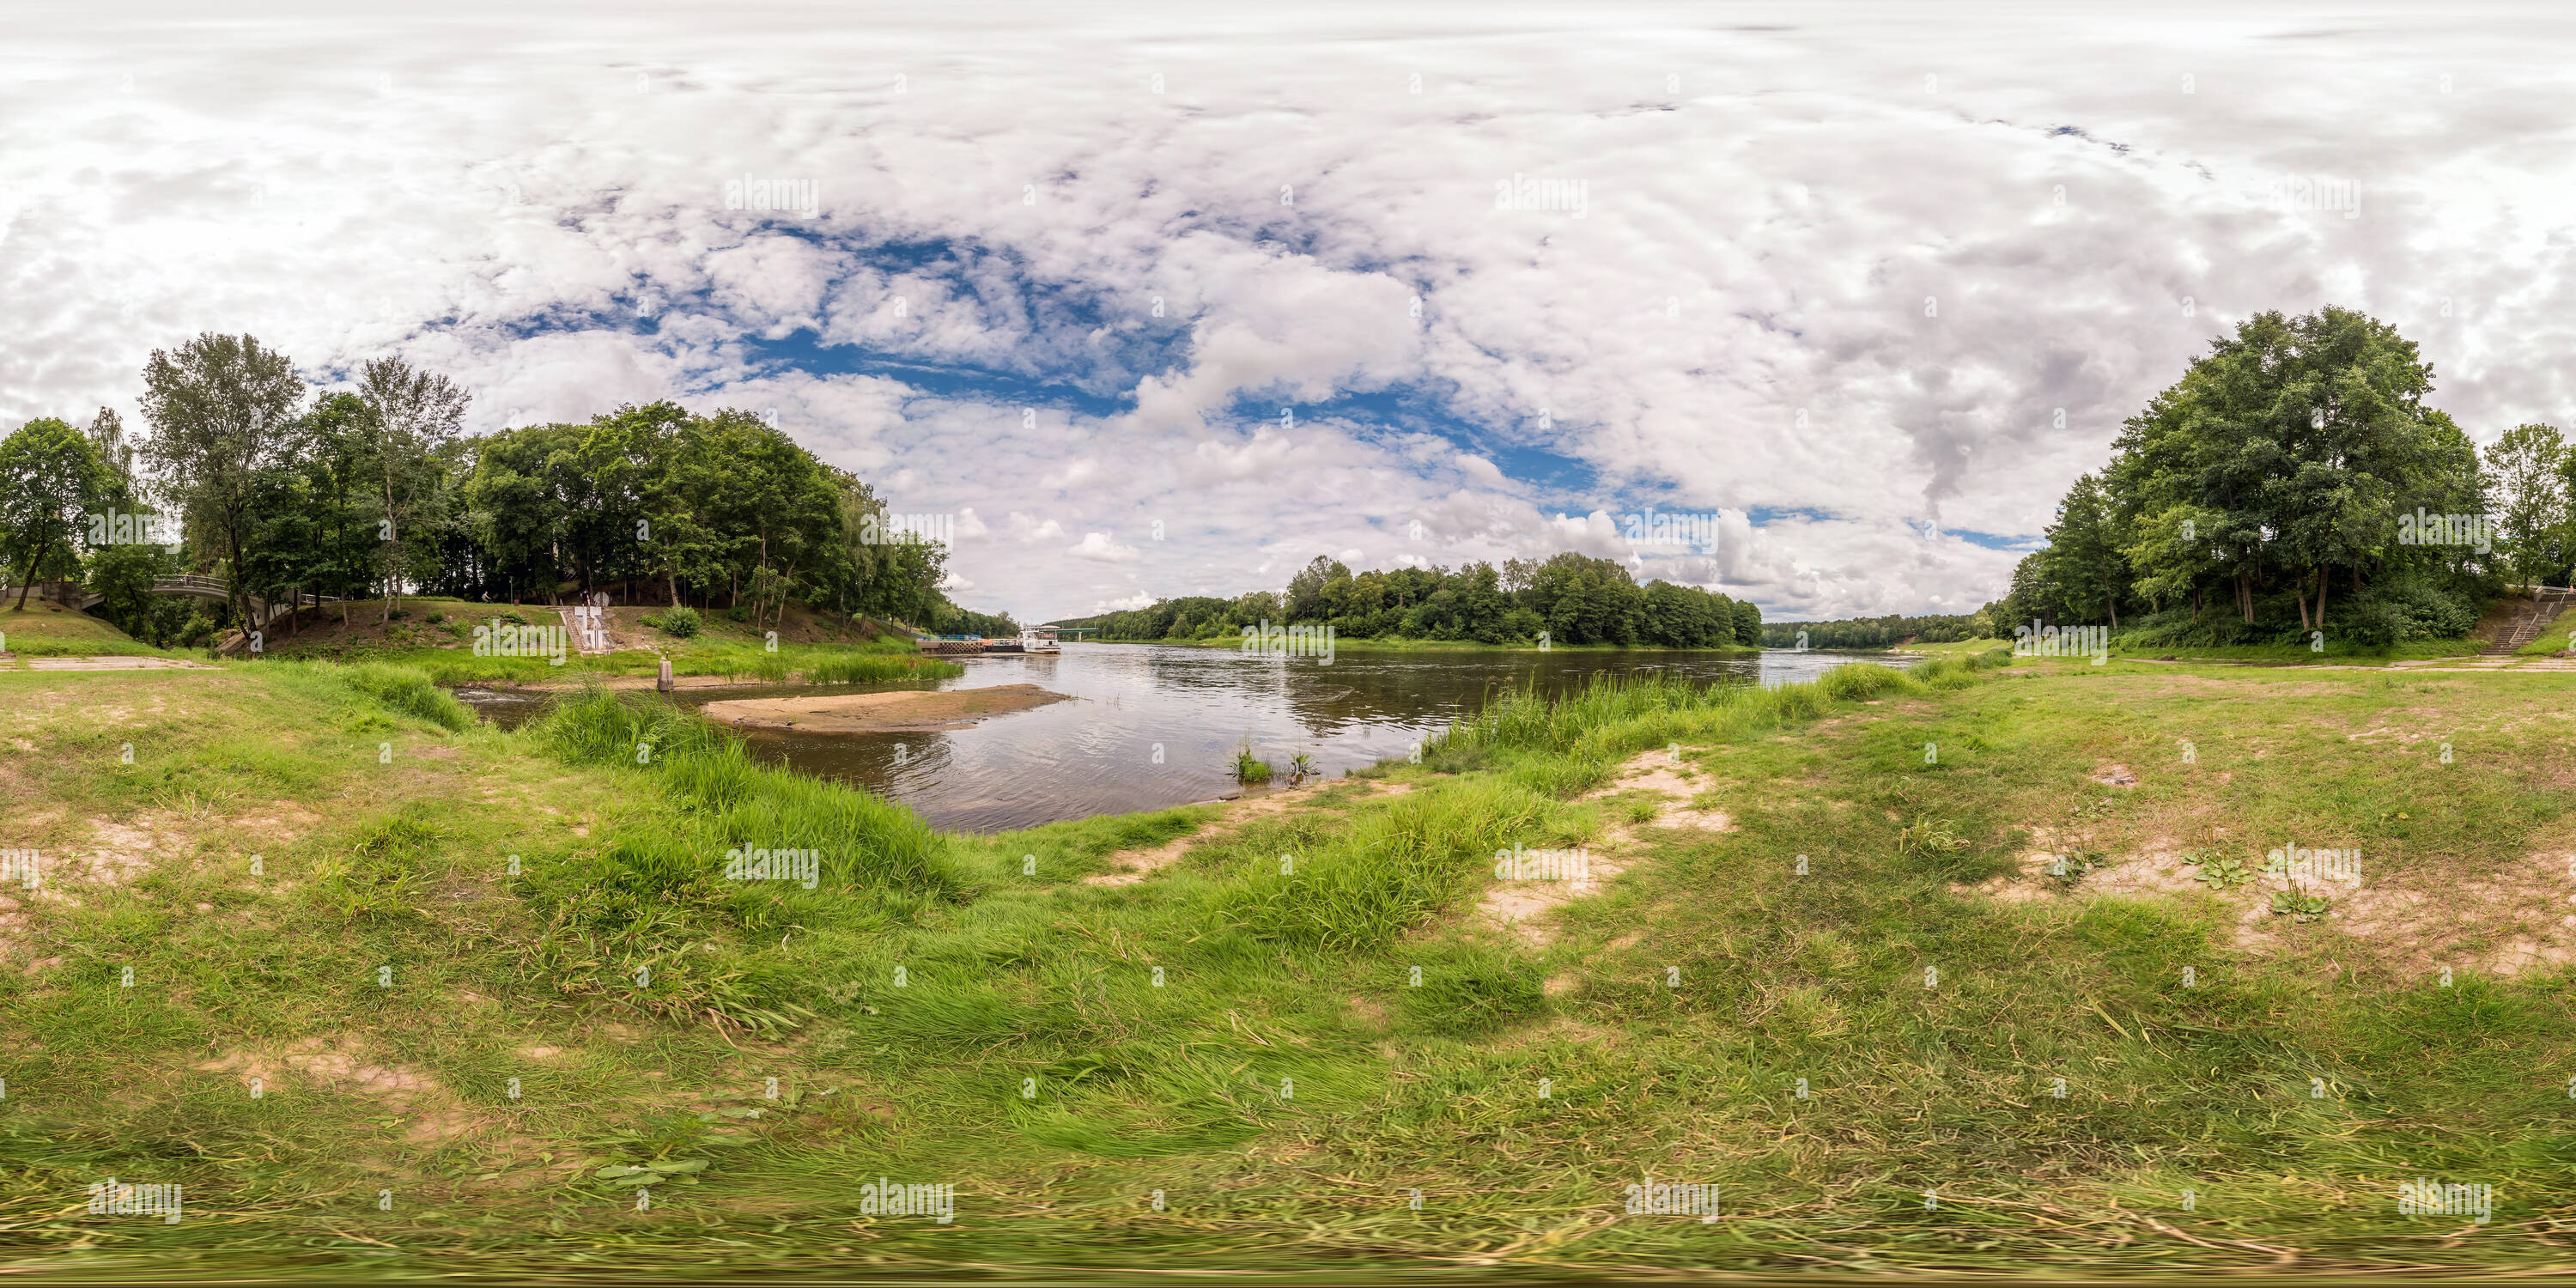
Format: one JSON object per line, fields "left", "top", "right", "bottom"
{"left": 1018, "top": 627, "right": 1061, "bottom": 653}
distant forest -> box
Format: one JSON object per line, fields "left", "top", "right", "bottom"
{"left": 1057, "top": 552, "right": 1760, "bottom": 647}
{"left": 1759, "top": 611, "right": 1995, "bottom": 650}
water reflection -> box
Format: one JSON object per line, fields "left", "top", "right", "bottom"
{"left": 457, "top": 645, "right": 1919, "bottom": 834}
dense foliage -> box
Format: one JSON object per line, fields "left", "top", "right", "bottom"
{"left": 1059, "top": 552, "right": 1760, "bottom": 647}
{"left": 1759, "top": 611, "right": 1995, "bottom": 650}
{"left": 0, "top": 333, "right": 1012, "bottom": 641}
{"left": 1999, "top": 307, "right": 2527, "bottom": 647}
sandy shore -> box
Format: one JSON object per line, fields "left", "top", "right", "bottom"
{"left": 699, "top": 683, "right": 1070, "bottom": 732}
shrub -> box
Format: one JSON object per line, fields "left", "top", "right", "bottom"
{"left": 2336, "top": 576, "right": 2480, "bottom": 646}
{"left": 657, "top": 605, "right": 703, "bottom": 638}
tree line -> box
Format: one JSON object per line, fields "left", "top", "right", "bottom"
{"left": 1059, "top": 552, "right": 1762, "bottom": 647}
{"left": 0, "top": 332, "right": 1012, "bottom": 646}
{"left": 1759, "top": 611, "right": 1993, "bottom": 650}
{"left": 1999, "top": 307, "right": 2531, "bottom": 647}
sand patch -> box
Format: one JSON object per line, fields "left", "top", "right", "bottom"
{"left": 1479, "top": 851, "right": 1632, "bottom": 945}
{"left": 1586, "top": 750, "right": 1734, "bottom": 833}
{"left": 702, "top": 683, "right": 1069, "bottom": 732}
{"left": 1649, "top": 806, "right": 1734, "bottom": 831}
{"left": 1084, "top": 778, "right": 1415, "bottom": 886}
{"left": 198, "top": 1039, "right": 477, "bottom": 1143}
{"left": 1467, "top": 750, "right": 1730, "bottom": 943}
{"left": 2233, "top": 850, "right": 2576, "bottom": 979}
{"left": 24, "top": 656, "right": 220, "bottom": 671}
{"left": 1970, "top": 841, "right": 2211, "bottom": 904}
{"left": 1584, "top": 750, "right": 1705, "bottom": 802}
{"left": 1965, "top": 837, "right": 2576, "bottom": 981}
{"left": 1087, "top": 829, "right": 1206, "bottom": 887}
{"left": 76, "top": 820, "right": 168, "bottom": 885}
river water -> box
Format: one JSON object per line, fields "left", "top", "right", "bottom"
{"left": 457, "top": 644, "right": 1917, "bottom": 835}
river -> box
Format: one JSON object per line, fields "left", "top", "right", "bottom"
{"left": 456, "top": 644, "right": 1919, "bottom": 834}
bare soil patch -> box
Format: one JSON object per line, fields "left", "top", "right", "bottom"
{"left": 1965, "top": 832, "right": 2576, "bottom": 981}
{"left": 197, "top": 1039, "right": 479, "bottom": 1144}
{"left": 24, "top": 656, "right": 220, "bottom": 671}
{"left": 1473, "top": 750, "right": 1733, "bottom": 943}
{"left": 1085, "top": 778, "right": 1414, "bottom": 886}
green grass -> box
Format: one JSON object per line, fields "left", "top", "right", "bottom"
{"left": 2514, "top": 601, "right": 2576, "bottom": 656}
{"left": 1896, "top": 636, "right": 2014, "bottom": 656}
{"left": 2112, "top": 636, "right": 2485, "bottom": 664}
{"left": 7, "top": 647, "right": 2576, "bottom": 1277}
{"left": 0, "top": 604, "right": 179, "bottom": 660}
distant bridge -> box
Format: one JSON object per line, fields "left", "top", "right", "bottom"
{"left": 8, "top": 576, "right": 344, "bottom": 632}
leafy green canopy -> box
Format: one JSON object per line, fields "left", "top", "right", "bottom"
{"left": 23, "top": 332, "right": 999, "bottom": 635}
{"left": 2003, "top": 307, "right": 2510, "bottom": 646}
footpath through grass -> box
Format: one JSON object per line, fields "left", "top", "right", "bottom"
{"left": 3, "top": 647, "right": 2574, "bottom": 1279}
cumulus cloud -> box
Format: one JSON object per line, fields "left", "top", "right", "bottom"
{"left": 6, "top": 4, "right": 2570, "bottom": 623}
{"left": 1069, "top": 532, "right": 1142, "bottom": 563}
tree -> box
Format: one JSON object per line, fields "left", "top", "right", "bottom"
{"left": 85, "top": 407, "right": 138, "bottom": 503}
{"left": 1285, "top": 556, "right": 1349, "bottom": 623}
{"left": 354, "top": 357, "right": 469, "bottom": 622}
{"left": 2102, "top": 307, "right": 2480, "bottom": 631}
{"left": 0, "top": 419, "right": 110, "bottom": 608}
{"left": 2040, "top": 473, "right": 2130, "bottom": 628}
{"left": 139, "top": 333, "right": 308, "bottom": 626}
{"left": 2486, "top": 422, "right": 2567, "bottom": 590}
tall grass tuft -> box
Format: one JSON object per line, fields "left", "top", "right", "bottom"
{"left": 1221, "top": 780, "right": 1552, "bottom": 949}
{"left": 340, "top": 661, "right": 474, "bottom": 731}
{"left": 526, "top": 685, "right": 958, "bottom": 895}
{"left": 803, "top": 652, "right": 963, "bottom": 683}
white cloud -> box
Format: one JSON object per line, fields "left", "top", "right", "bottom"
{"left": 1069, "top": 532, "right": 1142, "bottom": 563}
{"left": 1008, "top": 513, "right": 1067, "bottom": 543}
{"left": 8, "top": 5, "right": 2570, "bottom": 623}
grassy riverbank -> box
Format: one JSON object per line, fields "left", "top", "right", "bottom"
{"left": 4, "top": 647, "right": 2575, "bottom": 1279}
{"left": 0, "top": 603, "right": 194, "bottom": 663}
{"left": 238, "top": 596, "right": 967, "bottom": 686}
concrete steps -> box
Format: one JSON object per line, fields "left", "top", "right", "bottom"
{"left": 2486, "top": 589, "right": 2573, "bottom": 655}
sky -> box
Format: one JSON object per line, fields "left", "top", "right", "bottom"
{"left": 7, "top": 1, "right": 2573, "bottom": 623}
